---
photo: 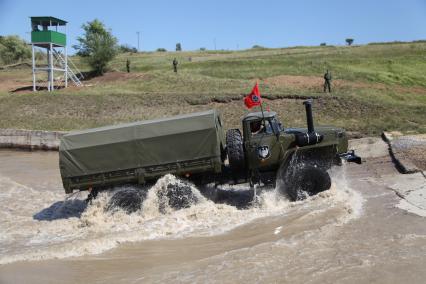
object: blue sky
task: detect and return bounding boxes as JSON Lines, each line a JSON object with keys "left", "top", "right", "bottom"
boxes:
{"left": 1, "top": 0, "right": 425, "bottom": 52}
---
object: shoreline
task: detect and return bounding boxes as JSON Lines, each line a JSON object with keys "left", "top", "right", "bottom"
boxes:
{"left": 0, "top": 129, "right": 66, "bottom": 151}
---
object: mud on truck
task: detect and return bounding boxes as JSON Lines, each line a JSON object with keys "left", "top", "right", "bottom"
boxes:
{"left": 59, "top": 100, "right": 360, "bottom": 211}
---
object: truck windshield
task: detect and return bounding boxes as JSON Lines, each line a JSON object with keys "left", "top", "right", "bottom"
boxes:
{"left": 249, "top": 117, "right": 283, "bottom": 137}
{"left": 250, "top": 119, "right": 274, "bottom": 136}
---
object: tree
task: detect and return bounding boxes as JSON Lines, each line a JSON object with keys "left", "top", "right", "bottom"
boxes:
{"left": 119, "top": 44, "right": 137, "bottom": 53}
{"left": 199, "top": 47, "right": 206, "bottom": 51}
{"left": 34, "top": 50, "right": 46, "bottom": 61}
{"left": 176, "top": 43, "right": 182, "bottom": 51}
{"left": 0, "top": 35, "right": 31, "bottom": 65}
{"left": 73, "top": 19, "right": 118, "bottom": 75}
{"left": 320, "top": 42, "right": 327, "bottom": 46}
{"left": 252, "top": 45, "right": 265, "bottom": 49}
{"left": 156, "top": 48, "right": 167, "bottom": 52}
{"left": 345, "top": 38, "right": 354, "bottom": 46}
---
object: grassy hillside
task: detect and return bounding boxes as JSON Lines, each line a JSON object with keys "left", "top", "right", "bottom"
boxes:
{"left": 0, "top": 42, "right": 425, "bottom": 136}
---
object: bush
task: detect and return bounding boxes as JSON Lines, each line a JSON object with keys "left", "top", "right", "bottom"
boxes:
{"left": 0, "top": 35, "right": 31, "bottom": 65}
{"left": 252, "top": 45, "right": 265, "bottom": 49}
{"left": 119, "top": 44, "right": 137, "bottom": 53}
{"left": 320, "top": 42, "right": 327, "bottom": 46}
{"left": 199, "top": 47, "right": 206, "bottom": 51}
{"left": 35, "top": 50, "right": 46, "bottom": 61}
{"left": 156, "top": 48, "right": 167, "bottom": 52}
{"left": 73, "top": 19, "right": 118, "bottom": 75}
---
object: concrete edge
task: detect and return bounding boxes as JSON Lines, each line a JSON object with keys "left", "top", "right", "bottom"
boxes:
{"left": 381, "top": 132, "right": 420, "bottom": 174}
{"left": 0, "top": 129, "right": 68, "bottom": 151}
{"left": 0, "top": 130, "right": 370, "bottom": 152}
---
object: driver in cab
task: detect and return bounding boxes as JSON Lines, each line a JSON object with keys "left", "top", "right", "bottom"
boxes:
{"left": 250, "top": 120, "right": 272, "bottom": 136}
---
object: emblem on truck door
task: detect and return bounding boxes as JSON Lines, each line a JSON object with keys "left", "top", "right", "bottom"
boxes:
{"left": 257, "top": 145, "right": 270, "bottom": 159}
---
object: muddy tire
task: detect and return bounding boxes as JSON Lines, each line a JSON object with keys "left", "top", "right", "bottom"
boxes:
{"left": 157, "top": 182, "right": 198, "bottom": 213}
{"left": 226, "top": 129, "right": 245, "bottom": 174}
{"left": 280, "top": 165, "right": 331, "bottom": 201}
{"left": 106, "top": 188, "right": 146, "bottom": 214}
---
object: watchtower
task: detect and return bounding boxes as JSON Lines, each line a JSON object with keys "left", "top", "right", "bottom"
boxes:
{"left": 30, "top": 16, "right": 83, "bottom": 91}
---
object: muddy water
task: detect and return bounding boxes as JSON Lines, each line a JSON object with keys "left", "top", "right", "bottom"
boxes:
{"left": 0, "top": 149, "right": 425, "bottom": 283}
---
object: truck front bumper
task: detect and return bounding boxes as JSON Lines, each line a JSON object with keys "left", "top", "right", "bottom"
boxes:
{"left": 338, "top": 150, "right": 362, "bottom": 164}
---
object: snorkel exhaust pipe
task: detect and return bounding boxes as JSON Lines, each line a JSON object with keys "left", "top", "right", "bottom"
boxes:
{"left": 295, "top": 100, "right": 324, "bottom": 146}
{"left": 303, "top": 100, "right": 315, "bottom": 133}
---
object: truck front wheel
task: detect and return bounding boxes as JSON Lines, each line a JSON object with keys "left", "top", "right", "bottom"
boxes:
{"left": 226, "top": 129, "right": 245, "bottom": 175}
{"left": 279, "top": 165, "right": 331, "bottom": 201}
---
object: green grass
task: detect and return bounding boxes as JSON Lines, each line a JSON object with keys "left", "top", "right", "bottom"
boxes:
{"left": 0, "top": 41, "right": 425, "bottom": 136}
{"left": 110, "top": 43, "right": 426, "bottom": 86}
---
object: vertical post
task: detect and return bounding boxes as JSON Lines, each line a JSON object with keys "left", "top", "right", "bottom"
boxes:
{"left": 50, "top": 43, "right": 54, "bottom": 91}
{"left": 64, "top": 46, "right": 68, "bottom": 88}
{"left": 32, "top": 44, "right": 36, "bottom": 91}
{"left": 47, "top": 46, "right": 50, "bottom": 91}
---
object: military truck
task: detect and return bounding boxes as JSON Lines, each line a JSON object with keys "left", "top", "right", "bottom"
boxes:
{"left": 59, "top": 100, "right": 360, "bottom": 202}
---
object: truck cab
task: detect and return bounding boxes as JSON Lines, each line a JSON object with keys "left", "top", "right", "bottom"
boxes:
{"left": 225, "top": 101, "right": 353, "bottom": 193}
{"left": 242, "top": 112, "right": 292, "bottom": 173}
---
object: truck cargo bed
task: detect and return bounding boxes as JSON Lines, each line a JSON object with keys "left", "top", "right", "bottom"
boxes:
{"left": 59, "top": 110, "right": 225, "bottom": 193}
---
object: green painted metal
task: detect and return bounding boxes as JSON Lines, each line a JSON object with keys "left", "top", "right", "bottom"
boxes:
{"left": 30, "top": 16, "right": 67, "bottom": 26}
{"left": 31, "top": 30, "right": 66, "bottom": 46}
{"left": 59, "top": 110, "right": 226, "bottom": 193}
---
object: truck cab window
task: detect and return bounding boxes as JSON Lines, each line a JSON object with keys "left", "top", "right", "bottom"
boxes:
{"left": 270, "top": 118, "right": 283, "bottom": 133}
{"left": 250, "top": 120, "right": 273, "bottom": 136}
{"left": 250, "top": 120, "right": 262, "bottom": 135}
{"left": 264, "top": 120, "right": 273, "bottom": 134}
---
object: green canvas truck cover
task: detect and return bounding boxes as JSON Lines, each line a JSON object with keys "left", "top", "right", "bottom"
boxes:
{"left": 59, "top": 110, "right": 225, "bottom": 191}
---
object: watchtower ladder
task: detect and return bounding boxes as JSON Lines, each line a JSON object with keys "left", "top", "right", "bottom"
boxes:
{"left": 52, "top": 49, "right": 83, "bottom": 86}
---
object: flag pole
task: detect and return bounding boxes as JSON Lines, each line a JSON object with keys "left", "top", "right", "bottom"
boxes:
{"left": 258, "top": 80, "right": 265, "bottom": 124}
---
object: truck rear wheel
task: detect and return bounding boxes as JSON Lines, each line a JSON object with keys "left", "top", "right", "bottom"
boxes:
{"left": 106, "top": 188, "right": 147, "bottom": 214}
{"left": 226, "top": 129, "right": 245, "bottom": 174}
{"left": 279, "top": 165, "right": 331, "bottom": 201}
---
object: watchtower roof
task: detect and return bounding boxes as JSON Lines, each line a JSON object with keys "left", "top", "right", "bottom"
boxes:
{"left": 30, "top": 16, "right": 67, "bottom": 26}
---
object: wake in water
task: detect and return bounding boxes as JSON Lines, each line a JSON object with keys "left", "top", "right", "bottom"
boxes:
{"left": 0, "top": 165, "right": 363, "bottom": 265}
{"left": 106, "top": 175, "right": 259, "bottom": 215}
{"left": 106, "top": 177, "right": 202, "bottom": 214}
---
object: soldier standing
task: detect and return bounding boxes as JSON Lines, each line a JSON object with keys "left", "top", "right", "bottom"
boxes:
{"left": 126, "top": 58, "right": 130, "bottom": 73}
{"left": 173, "top": 58, "right": 178, "bottom": 73}
{"left": 323, "top": 69, "right": 332, "bottom": 93}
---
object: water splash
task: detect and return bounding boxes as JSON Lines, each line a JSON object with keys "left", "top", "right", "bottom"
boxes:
{"left": 0, "top": 167, "right": 363, "bottom": 264}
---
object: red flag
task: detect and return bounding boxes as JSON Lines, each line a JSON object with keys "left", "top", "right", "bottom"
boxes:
{"left": 244, "top": 82, "right": 262, "bottom": 109}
